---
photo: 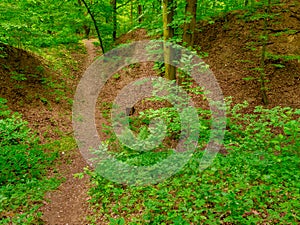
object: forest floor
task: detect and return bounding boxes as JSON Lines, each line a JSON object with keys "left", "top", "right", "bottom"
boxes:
{"left": 0, "top": 1, "right": 299, "bottom": 223}
{"left": 39, "top": 39, "right": 99, "bottom": 224}
{"left": 0, "top": 39, "right": 100, "bottom": 224}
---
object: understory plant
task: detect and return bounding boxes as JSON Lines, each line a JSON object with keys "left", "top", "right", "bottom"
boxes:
{"left": 86, "top": 99, "right": 299, "bottom": 224}
{"left": 0, "top": 98, "right": 60, "bottom": 224}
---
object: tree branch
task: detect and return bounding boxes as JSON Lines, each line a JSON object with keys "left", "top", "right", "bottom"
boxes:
{"left": 116, "top": 0, "right": 132, "bottom": 10}
{"left": 79, "top": 0, "right": 105, "bottom": 53}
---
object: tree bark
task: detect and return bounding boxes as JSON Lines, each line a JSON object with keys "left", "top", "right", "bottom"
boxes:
{"left": 162, "top": 0, "right": 176, "bottom": 80}
{"left": 111, "top": 0, "right": 117, "bottom": 41}
{"left": 259, "top": 0, "right": 271, "bottom": 105}
{"left": 180, "top": 0, "right": 197, "bottom": 84}
{"left": 182, "top": 0, "right": 197, "bottom": 47}
{"left": 138, "top": 4, "right": 143, "bottom": 23}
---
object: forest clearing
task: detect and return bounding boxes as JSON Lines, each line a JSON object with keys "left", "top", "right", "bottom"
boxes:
{"left": 0, "top": 0, "right": 299, "bottom": 224}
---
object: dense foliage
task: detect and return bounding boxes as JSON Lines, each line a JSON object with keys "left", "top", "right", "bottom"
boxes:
{"left": 86, "top": 101, "right": 300, "bottom": 224}
{"left": 0, "top": 98, "right": 59, "bottom": 224}
{"left": 0, "top": 0, "right": 83, "bottom": 49}
{"left": 0, "top": 0, "right": 282, "bottom": 49}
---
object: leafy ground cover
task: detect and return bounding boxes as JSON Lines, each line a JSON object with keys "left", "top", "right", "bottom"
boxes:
{"left": 0, "top": 98, "right": 60, "bottom": 224}
{"left": 86, "top": 100, "right": 299, "bottom": 224}
{"left": 0, "top": 40, "right": 88, "bottom": 224}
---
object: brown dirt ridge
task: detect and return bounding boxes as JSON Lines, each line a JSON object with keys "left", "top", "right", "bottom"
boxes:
{"left": 0, "top": 39, "right": 100, "bottom": 224}
{"left": 194, "top": 1, "right": 300, "bottom": 109}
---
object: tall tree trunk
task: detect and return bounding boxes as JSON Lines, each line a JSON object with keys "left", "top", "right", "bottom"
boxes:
{"left": 138, "top": 3, "right": 142, "bottom": 23}
{"left": 259, "top": 0, "right": 271, "bottom": 105}
{"left": 182, "top": 0, "right": 197, "bottom": 47}
{"left": 111, "top": 0, "right": 117, "bottom": 41}
{"left": 80, "top": 0, "right": 105, "bottom": 53}
{"left": 180, "top": 0, "right": 197, "bottom": 84}
{"left": 162, "top": 0, "right": 176, "bottom": 80}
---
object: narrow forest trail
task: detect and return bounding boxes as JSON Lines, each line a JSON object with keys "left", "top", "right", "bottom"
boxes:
{"left": 40, "top": 39, "right": 100, "bottom": 225}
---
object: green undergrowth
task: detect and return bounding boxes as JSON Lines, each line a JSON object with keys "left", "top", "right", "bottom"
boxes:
{"left": 0, "top": 98, "right": 61, "bottom": 225}
{"left": 36, "top": 43, "right": 85, "bottom": 105}
{"left": 86, "top": 101, "right": 299, "bottom": 224}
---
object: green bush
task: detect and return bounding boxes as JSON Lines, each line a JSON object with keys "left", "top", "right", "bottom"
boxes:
{"left": 0, "top": 144, "right": 51, "bottom": 186}
{"left": 0, "top": 97, "right": 35, "bottom": 146}
{"left": 0, "top": 114, "right": 34, "bottom": 147}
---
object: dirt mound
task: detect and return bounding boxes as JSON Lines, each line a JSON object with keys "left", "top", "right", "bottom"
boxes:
{"left": 0, "top": 44, "right": 49, "bottom": 106}
{"left": 0, "top": 44, "right": 79, "bottom": 141}
{"left": 116, "top": 29, "right": 150, "bottom": 44}
{"left": 194, "top": 1, "right": 300, "bottom": 108}
{"left": 0, "top": 40, "right": 100, "bottom": 223}
{"left": 114, "top": 3, "right": 299, "bottom": 110}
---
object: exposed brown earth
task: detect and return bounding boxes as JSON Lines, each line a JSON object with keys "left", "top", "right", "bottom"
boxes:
{"left": 39, "top": 39, "right": 100, "bottom": 225}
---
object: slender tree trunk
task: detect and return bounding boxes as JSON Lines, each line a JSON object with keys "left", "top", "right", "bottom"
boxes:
{"left": 180, "top": 0, "right": 197, "bottom": 84}
{"left": 138, "top": 3, "right": 143, "bottom": 23}
{"left": 163, "top": 0, "right": 176, "bottom": 80}
{"left": 80, "top": 0, "right": 105, "bottom": 53}
{"left": 182, "top": 0, "right": 197, "bottom": 47}
{"left": 259, "top": 0, "right": 271, "bottom": 105}
{"left": 111, "top": 0, "right": 117, "bottom": 41}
